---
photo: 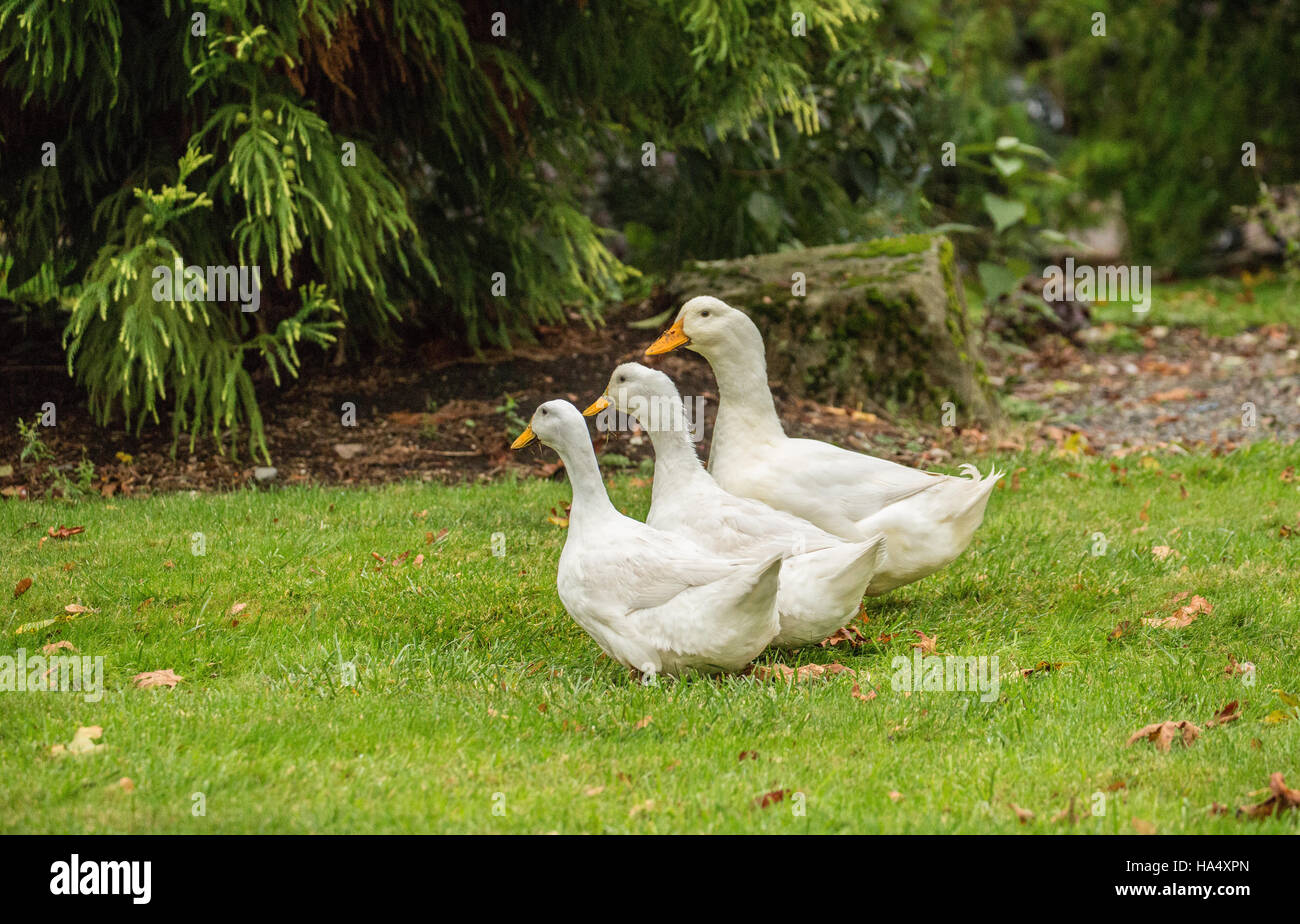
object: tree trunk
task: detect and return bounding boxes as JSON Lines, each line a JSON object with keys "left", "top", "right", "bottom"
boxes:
{"left": 667, "top": 234, "right": 997, "bottom": 423}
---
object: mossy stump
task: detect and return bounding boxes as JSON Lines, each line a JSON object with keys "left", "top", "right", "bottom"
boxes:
{"left": 668, "top": 233, "right": 996, "bottom": 422}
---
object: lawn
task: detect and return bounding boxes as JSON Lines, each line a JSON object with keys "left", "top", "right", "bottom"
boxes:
{"left": 2, "top": 442, "right": 1298, "bottom": 834}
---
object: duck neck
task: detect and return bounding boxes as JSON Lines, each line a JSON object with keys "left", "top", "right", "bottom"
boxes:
{"left": 704, "top": 334, "right": 785, "bottom": 454}
{"left": 641, "top": 398, "right": 711, "bottom": 504}
{"left": 553, "top": 436, "right": 616, "bottom": 528}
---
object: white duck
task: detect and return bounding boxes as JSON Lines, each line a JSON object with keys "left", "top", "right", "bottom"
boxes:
{"left": 583, "top": 363, "right": 886, "bottom": 647}
{"left": 645, "top": 296, "right": 1002, "bottom": 594}
{"left": 510, "top": 399, "right": 782, "bottom": 676}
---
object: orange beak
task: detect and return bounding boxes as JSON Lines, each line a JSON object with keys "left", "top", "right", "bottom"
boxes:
{"left": 582, "top": 396, "right": 611, "bottom": 417}
{"left": 645, "top": 319, "right": 689, "bottom": 356}
{"left": 510, "top": 426, "right": 537, "bottom": 449}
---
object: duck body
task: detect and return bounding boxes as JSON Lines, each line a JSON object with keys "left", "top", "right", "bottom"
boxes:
{"left": 514, "top": 400, "right": 782, "bottom": 677}
{"left": 590, "top": 364, "right": 886, "bottom": 646}
{"left": 649, "top": 296, "right": 1001, "bottom": 594}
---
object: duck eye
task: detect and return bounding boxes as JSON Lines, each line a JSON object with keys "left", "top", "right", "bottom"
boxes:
{"left": 541, "top": 408, "right": 548, "bottom": 415}
{"left": 701, "top": 310, "right": 710, "bottom": 317}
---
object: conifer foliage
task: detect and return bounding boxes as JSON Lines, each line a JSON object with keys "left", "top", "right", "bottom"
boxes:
{"left": 0, "top": 0, "right": 887, "bottom": 458}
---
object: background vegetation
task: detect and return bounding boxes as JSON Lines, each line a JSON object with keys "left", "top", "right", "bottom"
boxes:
{"left": 2, "top": 0, "right": 1297, "bottom": 456}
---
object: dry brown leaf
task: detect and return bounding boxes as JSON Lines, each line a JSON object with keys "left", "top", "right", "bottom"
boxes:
{"left": 1126, "top": 720, "right": 1201, "bottom": 751}
{"left": 633, "top": 715, "right": 653, "bottom": 730}
{"left": 117, "top": 777, "right": 135, "bottom": 793}
{"left": 1009, "top": 803, "right": 1035, "bottom": 824}
{"left": 229, "top": 602, "right": 248, "bottom": 617}
{"left": 820, "top": 623, "right": 870, "bottom": 649}
{"left": 1130, "top": 817, "right": 1157, "bottom": 835}
{"left": 751, "top": 662, "right": 856, "bottom": 683}
{"left": 14, "top": 577, "right": 32, "bottom": 598}
{"left": 1151, "top": 545, "right": 1178, "bottom": 561}
{"left": 412, "top": 553, "right": 425, "bottom": 568}
{"left": 1108, "top": 620, "right": 1131, "bottom": 641}
{"left": 133, "top": 669, "right": 183, "bottom": 690}
{"left": 912, "top": 630, "right": 937, "bottom": 654}
{"left": 887, "top": 790, "right": 904, "bottom": 803}
{"left": 1051, "top": 798, "right": 1080, "bottom": 825}
{"left": 1019, "top": 660, "right": 1063, "bottom": 678}
{"left": 1142, "top": 593, "right": 1211, "bottom": 629}
{"left": 850, "top": 682, "right": 877, "bottom": 702}
{"left": 755, "top": 789, "right": 790, "bottom": 809}
{"left": 1237, "top": 772, "right": 1300, "bottom": 819}
{"left": 63, "top": 603, "right": 94, "bottom": 614}
{"left": 41, "top": 641, "right": 77, "bottom": 655}
{"left": 1207, "top": 701, "right": 1241, "bottom": 727}
{"left": 738, "top": 750, "right": 758, "bottom": 761}
{"left": 47, "top": 525, "right": 85, "bottom": 539}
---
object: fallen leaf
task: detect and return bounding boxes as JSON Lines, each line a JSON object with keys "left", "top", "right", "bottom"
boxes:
{"left": 41, "top": 641, "right": 77, "bottom": 655}
{"left": 133, "top": 669, "right": 183, "bottom": 690}
{"left": 1142, "top": 593, "right": 1211, "bottom": 629}
{"left": 820, "top": 623, "right": 870, "bottom": 649}
{"left": 755, "top": 789, "right": 790, "bottom": 809}
{"left": 13, "top": 578, "right": 32, "bottom": 598}
{"left": 46, "top": 525, "right": 85, "bottom": 539}
{"left": 738, "top": 750, "right": 758, "bottom": 761}
{"left": 229, "top": 602, "right": 248, "bottom": 617}
{"left": 1009, "top": 803, "right": 1035, "bottom": 824}
{"left": 584, "top": 785, "right": 605, "bottom": 796}
{"left": 633, "top": 715, "right": 653, "bottom": 730}
{"left": 1224, "top": 653, "right": 1244, "bottom": 676}
{"left": 547, "top": 505, "right": 570, "bottom": 528}
{"left": 64, "top": 603, "right": 94, "bottom": 614}
{"left": 1051, "top": 798, "right": 1080, "bottom": 825}
{"left": 1207, "top": 701, "right": 1241, "bottom": 727}
{"left": 1237, "top": 772, "right": 1300, "bottom": 819}
{"left": 752, "top": 662, "right": 856, "bottom": 683}
{"left": 850, "top": 682, "right": 877, "bottom": 702}
{"left": 1126, "top": 720, "right": 1201, "bottom": 751}
{"left": 413, "top": 553, "right": 424, "bottom": 568}
{"left": 887, "top": 790, "right": 904, "bottom": 803}
{"left": 1151, "top": 545, "right": 1178, "bottom": 561}
{"left": 1019, "top": 660, "right": 1063, "bottom": 678}
{"left": 628, "top": 799, "right": 655, "bottom": 817}
{"left": 1108, "top": 621, "right": 1131, "bottom": 641}
{"left": 912, "top": 631, "right": 937, "bottom": 654}
{"left": 117, "top": 777, "right": 135, "bottom": 793}
{"left": 1130, "top": 817, "right": 1157, "bottom": 835}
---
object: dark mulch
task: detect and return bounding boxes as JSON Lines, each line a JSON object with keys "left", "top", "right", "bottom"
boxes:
{"left": 2, "top": 300, "right": 1295, "bottom": 499}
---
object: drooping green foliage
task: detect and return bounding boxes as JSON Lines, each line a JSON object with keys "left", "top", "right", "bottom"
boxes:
{"left": 4, "top": 0, "right": 888, "bottom": 456}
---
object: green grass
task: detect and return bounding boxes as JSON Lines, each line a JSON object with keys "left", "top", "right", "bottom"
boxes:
{"left": 1090, "top": 275, "right": 1300, "bottom": 335}
{"left": 2, "top": 443, "right": 1298, "bottom": 833}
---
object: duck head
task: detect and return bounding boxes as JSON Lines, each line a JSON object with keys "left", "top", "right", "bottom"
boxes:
{"left": 645, "top": 296, "right": 759, "bottom": 360}
{"left": 582, "top": 362, "right": 680, "bottom": 422}
{"left": 510, "top": 399, "right": 589, "bottom": 452}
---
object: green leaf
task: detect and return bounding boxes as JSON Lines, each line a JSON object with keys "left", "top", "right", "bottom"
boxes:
{"left": 977, "top": 261, "right": 1020, "bottom": 304}
{"left": 983, "top": 193, "right": 1027, "bottom": 233}
{"left": 991, "top": 154, "right": 1024, "bottom": 177}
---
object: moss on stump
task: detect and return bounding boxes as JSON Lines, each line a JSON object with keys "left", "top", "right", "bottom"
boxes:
{"left": 668, "top": 234, "right": 996, "bottom": 422}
